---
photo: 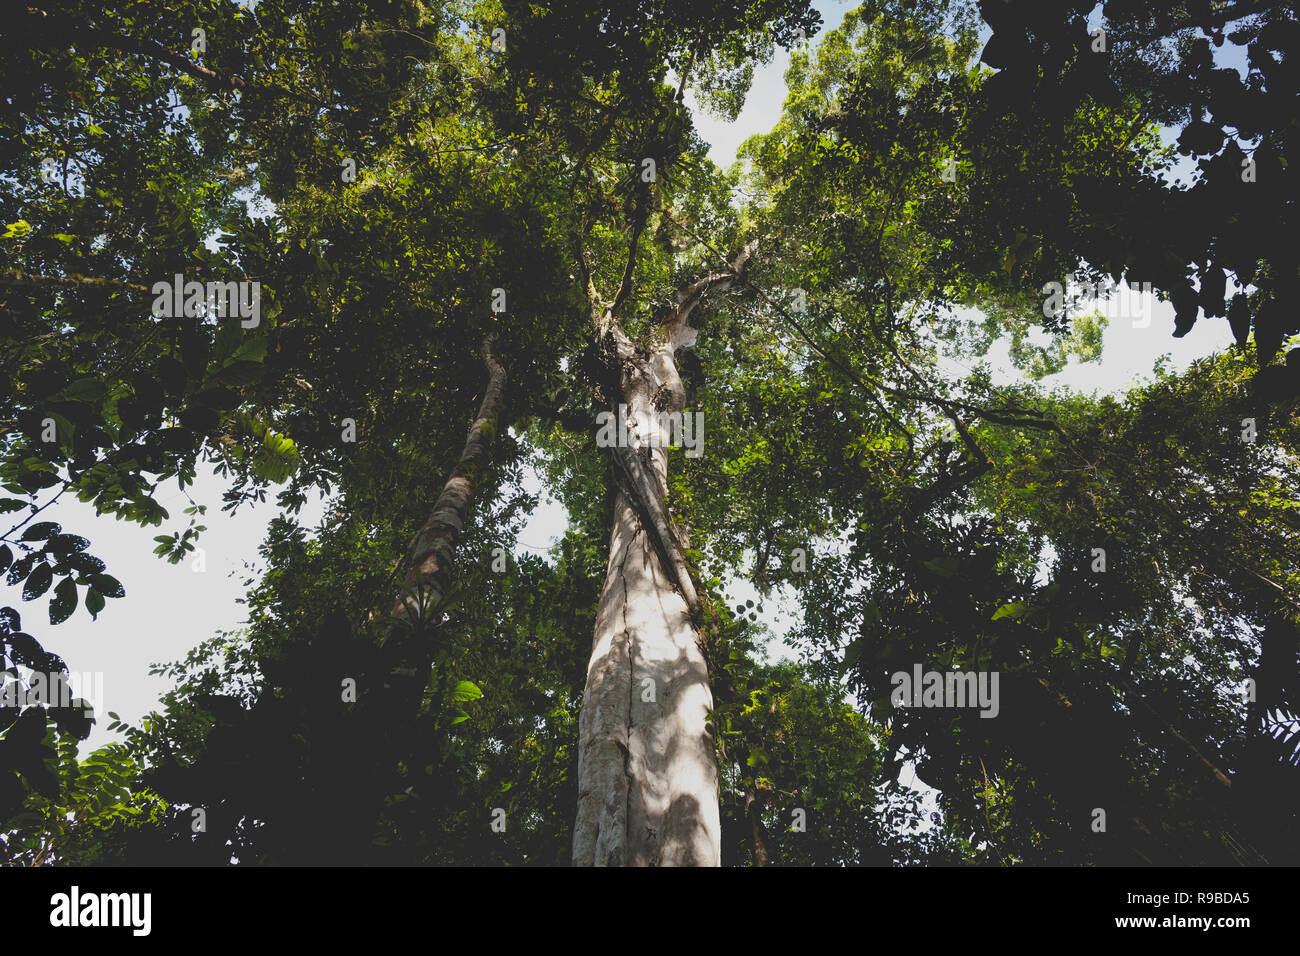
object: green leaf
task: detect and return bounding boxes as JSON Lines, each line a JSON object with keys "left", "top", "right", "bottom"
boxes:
{"left": 992, "top": 601, "right": 1028, "bottom": 621}
{"left": 448, "top": 680, "right": 482, "bottom": 703}
{"left": 54, "top": 379, "right": 108, "bottom": 403}
{"left": 67, "top": 552, "right": 105, "bottom": 575}
{"left": 21, "top": 521, "right": 60, "bottom": 541}
{"left": 22, "top": 563, "right": 53, "bottom": 601}
{"left": 47, "top": 534, "right": 89, "bottom": 556}
{"left": 229, "top": 338, "right": 267, "bottom": 364}
{"left": 87, "top": 573, "right": 124, "bottom": 599}
{"left": 49, "top": 577, "right": 77, "bottom": 625}
{"left": 84, "top": 588, "right": 105, "bottom": 620}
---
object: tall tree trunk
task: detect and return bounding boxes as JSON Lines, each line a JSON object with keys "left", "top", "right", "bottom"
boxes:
{"left": 378, "top": 333, "right": 507, "bottom": 729}
{"left": 573, "top": 244, "right": 754, "bottom": 867}
{"left": 327, "top": 333, "right": 505, "bottom": 862}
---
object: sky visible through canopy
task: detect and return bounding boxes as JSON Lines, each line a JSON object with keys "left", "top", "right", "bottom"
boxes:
{"left": 40, "top": 0, "right": 1241, "bottom": 768}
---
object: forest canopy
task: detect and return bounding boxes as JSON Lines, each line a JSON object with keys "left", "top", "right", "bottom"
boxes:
{"left": 0, "top": 0, "right": 1296, "bottom": 866}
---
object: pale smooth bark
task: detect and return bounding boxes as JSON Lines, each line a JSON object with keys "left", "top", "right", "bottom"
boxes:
{"left": 573, "top": 244, "right": 754, "bottom": 867}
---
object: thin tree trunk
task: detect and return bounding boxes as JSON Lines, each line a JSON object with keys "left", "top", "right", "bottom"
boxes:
{"left": 573, "top": 244, "right": 754, "bottom": 867}
{"left": 322, "top": 335, "right": 505, "bottom": 862}
{"left": 745, "top": 787, "right": 772, "bottom": 866}
{"left": 379, "top": 333, "right": 507, "bottom": 722}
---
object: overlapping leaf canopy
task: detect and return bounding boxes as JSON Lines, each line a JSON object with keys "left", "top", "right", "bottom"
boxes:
{"left": 0, "top": 0, "right": 1296, "bottom": 864}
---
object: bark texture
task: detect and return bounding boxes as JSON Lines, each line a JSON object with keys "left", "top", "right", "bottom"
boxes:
{"left": 330, "top": 334, "right": 505, "bottom": 861}
{"left": 573, "top": 244, "right": 754, "bottom": 867}
{"left": 745, "top": 787, "right": 772, "bottom": 866}
{"left": 379, "top": 334, "right": 507, "bottom": 715}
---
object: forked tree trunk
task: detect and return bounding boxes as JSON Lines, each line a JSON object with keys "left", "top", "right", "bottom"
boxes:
{"left": 572, "top": 356, "right": 719, "bottom": 866}
{"left": 573, "top": 245, "right": 754, "bottom": 867}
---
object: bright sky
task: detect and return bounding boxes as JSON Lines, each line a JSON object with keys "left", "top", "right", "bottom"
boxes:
{"left": 35, "top": 0, "right": 1240, "bottom": 758}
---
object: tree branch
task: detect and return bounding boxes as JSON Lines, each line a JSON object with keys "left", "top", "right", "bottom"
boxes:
{"left": 22, "top": 7, "right": 313, "bottom": 104}
{"left": 2, "top": 271, "right": 151, "bottom": 294}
